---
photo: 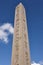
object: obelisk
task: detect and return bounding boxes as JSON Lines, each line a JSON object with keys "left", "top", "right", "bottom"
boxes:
{"left": 11, "top": 3, "right": 31, "bottom": 65}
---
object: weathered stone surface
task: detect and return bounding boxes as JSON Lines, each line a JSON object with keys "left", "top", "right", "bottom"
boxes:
{"left": 11, "top": 3, "right": 31, "bottom": 65}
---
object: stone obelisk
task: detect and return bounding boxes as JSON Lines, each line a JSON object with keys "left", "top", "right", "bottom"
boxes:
{"left": 11, "top": 3, "right": 31, "bottom": 65}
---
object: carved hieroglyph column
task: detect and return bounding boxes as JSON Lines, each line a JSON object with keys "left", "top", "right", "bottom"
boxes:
{"left": 11, "top": 3, "right": 31, "bottom": 65}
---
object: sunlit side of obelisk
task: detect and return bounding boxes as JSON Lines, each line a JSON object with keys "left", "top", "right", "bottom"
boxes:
{"left": 11, "top": 3, "right": 31, "bottom": 65}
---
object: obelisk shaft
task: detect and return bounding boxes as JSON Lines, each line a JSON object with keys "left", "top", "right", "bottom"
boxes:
{"left": 11, "top": 3, "right": 31, "bottom": 65}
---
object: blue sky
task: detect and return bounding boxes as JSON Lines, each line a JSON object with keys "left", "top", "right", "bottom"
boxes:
{"left": 0, "top": 0, "right": 43, "bottom": 65}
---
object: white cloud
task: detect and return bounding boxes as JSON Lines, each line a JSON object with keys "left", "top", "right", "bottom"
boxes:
{"left": 0, "top": 23, "right": 14, "bottom": 34}
{"left": 0, "top": 23, "right": 14, "bottom": 43}
{"left": 31, "top": 61, "right": 41, "bottom": 65}
{"left": 0, "top": 30, "right": 8, "bottom": 43}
